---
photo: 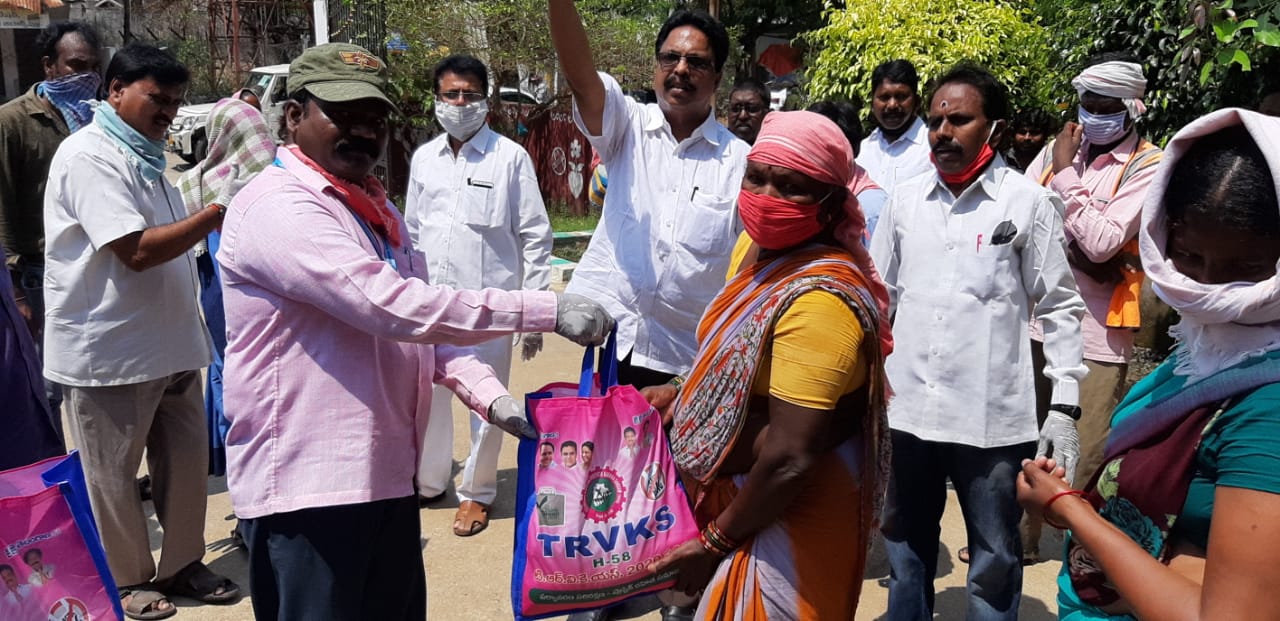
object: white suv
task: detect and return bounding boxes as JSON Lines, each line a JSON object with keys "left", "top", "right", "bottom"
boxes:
{"left": 167, "top": 64, "right": 290, "bottom": 163}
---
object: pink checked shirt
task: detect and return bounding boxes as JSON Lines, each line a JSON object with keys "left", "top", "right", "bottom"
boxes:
{"left": 1026, "top": 133, "right": 1160, "bottom": 364}
{"left": 218, "top": 147, "right": 558, "bottom": 519}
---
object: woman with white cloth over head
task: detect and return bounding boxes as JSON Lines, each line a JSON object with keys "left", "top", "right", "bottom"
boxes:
{"left": 1017, "top": 108, "right": 1280, "bottom": 621}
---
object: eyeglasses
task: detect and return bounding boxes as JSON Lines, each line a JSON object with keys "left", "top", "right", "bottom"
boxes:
{"left": 437, "top": 90, "right": 486, "bottom": 104}
{"left": 145, "top": 92, "right": 184, "bottom": 108}
{"left": 656, "top": 52, "right": 714, "bottom": 74}
{"left": 730, "top": 104, "right": 765, "bottom": 115}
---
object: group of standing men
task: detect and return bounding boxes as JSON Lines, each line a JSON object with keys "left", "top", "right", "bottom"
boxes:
{"left": 0, "top": 19, "right": 612, "bottom": 621}
{"left": 0, "top": 5, "right": 1195, "bottom": 621}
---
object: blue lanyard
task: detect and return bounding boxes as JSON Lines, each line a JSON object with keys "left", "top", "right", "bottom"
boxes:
{"left": 351, "top": 212, "right": 398, "bottom": 271}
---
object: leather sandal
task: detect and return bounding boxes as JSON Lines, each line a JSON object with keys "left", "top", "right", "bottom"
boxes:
{"left": 453, "top": 500, "right": 491, "bottom": 537}
{"left": 155, "top": 561, "right": 240, "bottom": 604}
{"left": 120, "top": 586, "right": 176, "bottom": 620}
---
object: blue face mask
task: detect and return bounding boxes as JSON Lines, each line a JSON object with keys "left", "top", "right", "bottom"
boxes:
{"left": 1077, "top": 106, "right": 1130, "bottom": 145}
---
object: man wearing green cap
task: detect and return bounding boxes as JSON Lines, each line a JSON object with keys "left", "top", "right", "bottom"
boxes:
{"left": 217, "top": 43, "right": 614, "bottom": 620}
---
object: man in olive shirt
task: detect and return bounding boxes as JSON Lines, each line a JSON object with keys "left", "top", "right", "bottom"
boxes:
{"left": 0, "top": 21, "right": 101, "bottom": 429}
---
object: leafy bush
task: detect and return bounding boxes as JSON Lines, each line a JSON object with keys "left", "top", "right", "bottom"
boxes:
{"left": 1035, "top": 0, "right": 1280, "bottom": 144}
{"left": 804, "top": 0, "right": 1055, "bottom": 113}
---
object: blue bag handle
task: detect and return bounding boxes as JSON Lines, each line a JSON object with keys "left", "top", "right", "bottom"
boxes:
{"left": 577, "top": 329, "right": 618, "bottom": 397}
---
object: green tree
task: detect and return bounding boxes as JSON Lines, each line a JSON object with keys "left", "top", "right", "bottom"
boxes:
{"left": 1034, "top": 0, "right": 1280, "bottom": 143}
{"left": 804, "top": 0, "right": 1054, "bottom": 114}
{"left": 380, "top": 0, "right": 671, "bottom": 128}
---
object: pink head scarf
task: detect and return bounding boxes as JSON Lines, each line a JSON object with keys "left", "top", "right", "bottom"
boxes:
{"left": 748, "top": 110, "right": 893, "bottom": 354}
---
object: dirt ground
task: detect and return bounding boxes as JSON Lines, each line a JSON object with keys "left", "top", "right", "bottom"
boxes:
{"left": 104, "top": 335, "right": 1064, "bottom": 621}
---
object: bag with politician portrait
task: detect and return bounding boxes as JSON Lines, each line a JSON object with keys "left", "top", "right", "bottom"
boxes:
{"left": 0, "top": 451, "right": 124, "bottom": 620}
{"left": 512, "top": 331, "right": 697, "bottom": 620}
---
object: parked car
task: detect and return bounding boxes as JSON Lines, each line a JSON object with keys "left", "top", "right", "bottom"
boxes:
{"left": 167, "top": 63, "right": 289, "bottom": 163}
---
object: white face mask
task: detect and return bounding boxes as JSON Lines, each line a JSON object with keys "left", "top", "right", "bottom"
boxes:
{"left": 1078, "top": 105, "right": 1130, "bottom": 144}
{"left": 435, "top": 99, "right": 488, "bottom": 140}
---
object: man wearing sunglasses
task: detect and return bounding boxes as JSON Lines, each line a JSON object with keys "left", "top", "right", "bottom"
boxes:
{"left": 548, "top": 2, "right": 748, "bottom": 396}
{"left": 216, "top": 43, "right": 611, "bottom": 620}
{"left": 405, "top": 54, "right": 554, "bottom": 539}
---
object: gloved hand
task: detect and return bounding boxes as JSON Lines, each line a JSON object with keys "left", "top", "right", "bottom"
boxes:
{"left": 1036, "top": 408, "right": 1080, "bottom": 487}
{"left": 554, "top": 293, "right": 614, "bottom": 346}
{"left": 518, "top": 333, "right": 543, "bottom": 361}
{"left": 487, "top": 395, "right": 536, "bottom": 439}
{"left": 211, "top": 164, "right": 246, "bottom": 213}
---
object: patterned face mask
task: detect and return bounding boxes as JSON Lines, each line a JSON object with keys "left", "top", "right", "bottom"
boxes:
{"left": 38, "top": 71, "right": 102, "bottom": 132}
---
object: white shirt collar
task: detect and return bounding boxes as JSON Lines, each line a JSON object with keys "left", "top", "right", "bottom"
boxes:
{"left": 643, "top": 104, "right": 724, "bottom": 147}
{"left": 873, "top": 116, "right": 928, "bottom": 147}
{"left": 435, "top": 124, "right": 497, "bottom": 158}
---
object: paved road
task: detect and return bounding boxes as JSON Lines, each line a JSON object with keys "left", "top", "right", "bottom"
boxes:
{"left": 138, "top": 155, "right": 1063, "bottom": 619}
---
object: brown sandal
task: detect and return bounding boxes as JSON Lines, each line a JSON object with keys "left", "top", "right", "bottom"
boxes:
{"left": 120, "top": 586, "right": 176, "bottom": 620}
{"left": 453, "top": 500, "right": 490, "bottom": 537}
{"left": 156, "top": 561, "right": 240, "bottom": 604}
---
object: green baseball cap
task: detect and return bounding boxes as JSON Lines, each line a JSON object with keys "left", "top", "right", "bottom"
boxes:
{"left": 287, "top": 42, "right": 399, "bottom": 112}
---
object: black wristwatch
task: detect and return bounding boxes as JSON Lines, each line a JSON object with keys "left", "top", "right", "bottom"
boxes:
{"left": 1049, "top": 404, "right": 1082, "bottom": 420}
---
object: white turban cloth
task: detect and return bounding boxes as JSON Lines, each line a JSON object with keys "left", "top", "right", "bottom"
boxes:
{"left": 1072, "top": 61, "right": 1148, "bottom": 120}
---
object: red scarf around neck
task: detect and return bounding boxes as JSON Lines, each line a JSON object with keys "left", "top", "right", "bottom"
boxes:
{"left": 285, "top": 144, "right": 401, "bottom": 248}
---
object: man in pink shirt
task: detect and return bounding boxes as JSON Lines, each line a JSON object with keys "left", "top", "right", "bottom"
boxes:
{"left": 216, "top": 43, "right": 611, "bottom": 621}
{"left": 1022, "top": 52, "right": 1162, "bottom": 564}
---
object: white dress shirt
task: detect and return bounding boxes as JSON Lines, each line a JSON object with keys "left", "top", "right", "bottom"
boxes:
{"left": 43, "top": 124, "right": 212, "bottom": 387}
{"left": 404, "top": 125, "right": 553, "bottom": 292}
{"left": 567, "top": 72, "right": 749, "bottom": 375}
{"left": 859, "top": 117, "right": 934, "bottom": 197}
{"left": 870, "top": 158, "right": 1087, "bottom": 448}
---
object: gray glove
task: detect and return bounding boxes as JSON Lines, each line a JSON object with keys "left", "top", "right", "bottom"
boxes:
{"left": 487, "top": 395, "right": 536, "bottom": 439}
{"left": 1036, "top": 409, "right": 1080, "bottom": 487}
{"left": 518, "top": 333, "right": 543, "bottom": 361}
{"left": 554, "top": 293, "right": 614, "bottom": 346}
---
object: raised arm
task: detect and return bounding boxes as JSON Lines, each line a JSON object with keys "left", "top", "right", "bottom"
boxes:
{"left": 548, "top": 0, "right": 605, "bottom": 135}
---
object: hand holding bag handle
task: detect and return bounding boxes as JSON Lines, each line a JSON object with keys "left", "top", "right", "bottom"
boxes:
{"left": 577, "top": 328, "right": 619, "bottom": 397}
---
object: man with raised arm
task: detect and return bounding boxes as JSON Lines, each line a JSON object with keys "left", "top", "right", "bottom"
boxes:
{"left": 548, "top": 1, "right": 749, "bottom": 393}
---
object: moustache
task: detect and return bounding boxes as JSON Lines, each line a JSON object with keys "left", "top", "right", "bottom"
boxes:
{"left": 932, "top": 142, "right": 961, "bottom": 156}
{"left": 335, "top": 139, "right": 380, "bottom": 159}
{"left": 664, "top": 76, "right": 695, "bottom": 92}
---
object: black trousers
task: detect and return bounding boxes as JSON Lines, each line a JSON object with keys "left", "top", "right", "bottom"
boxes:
{"left": 240, "top": 495, "right": 426, "bottom": 621}
{"left": 616, "top": 351, "right": 676, "bottom": 388}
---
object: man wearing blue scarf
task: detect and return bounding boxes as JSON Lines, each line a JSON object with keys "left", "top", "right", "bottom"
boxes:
{"left": 44, "top": 42, "right": 237, "bottom": 620}
{"left": 0, "top": 20, "right": 100, "bottom": 435}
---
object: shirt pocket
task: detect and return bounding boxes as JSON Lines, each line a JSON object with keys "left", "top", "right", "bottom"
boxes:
{"left": 676, "top": 191, "right": 736, "bottom": 256}
{"left": 461, "top": 182, "right": 508, "bottom": 229}
{"left": 961, "top": 242, "right": 1019, "bottom": 300}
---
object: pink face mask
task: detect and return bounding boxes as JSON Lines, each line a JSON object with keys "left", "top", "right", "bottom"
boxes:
{"left": 738, "top": 189, "right": 825, "bottom": 250}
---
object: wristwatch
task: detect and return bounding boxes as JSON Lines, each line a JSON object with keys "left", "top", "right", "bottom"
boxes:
{"left": 208, "top": 203, "right": 227, "bottom": 217}
{"left": 1049, "top": 404, "right": 1082, "bottom": 420}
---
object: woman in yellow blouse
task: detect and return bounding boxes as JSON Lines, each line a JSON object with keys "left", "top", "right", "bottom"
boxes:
{"left": 644, "top": 111, "right": 893, "bottom": 620}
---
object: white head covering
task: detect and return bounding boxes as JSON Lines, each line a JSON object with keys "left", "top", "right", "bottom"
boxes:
{"left": 1072, "top": 61, "right": 1149, "bottom": 120}
{"left": 1139, "top": 108, "right": 1280, "bottom": 382}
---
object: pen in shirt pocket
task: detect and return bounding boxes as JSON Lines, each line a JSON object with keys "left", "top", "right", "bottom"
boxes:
{"left": 467, "top": 177, "right": 494, "bottom": 189}
{"left": 689, "top": 186, "right": 699, "bottom": 201}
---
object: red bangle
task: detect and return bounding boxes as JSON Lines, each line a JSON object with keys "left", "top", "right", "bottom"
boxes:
{"left": 1043, "top": 489, "right": 1087, "bottom": 529}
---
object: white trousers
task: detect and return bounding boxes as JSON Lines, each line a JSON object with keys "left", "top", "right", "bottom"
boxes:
{"left": 416, "top": 336, "right": 512, "bottom": 505}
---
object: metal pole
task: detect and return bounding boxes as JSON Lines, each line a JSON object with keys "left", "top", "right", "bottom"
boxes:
{"left": 230, "top": 0, "right": 241, "bottom": 84}
{"left": 122, "top": 0, "right": 132, "bottom": 43}
{"left": 313, "top": 0, "right": 330, "bottom": 45}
